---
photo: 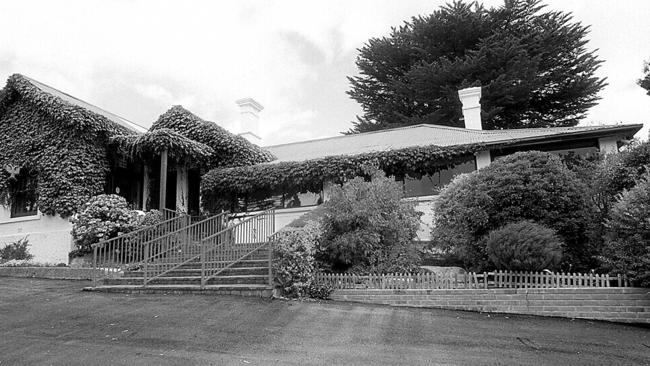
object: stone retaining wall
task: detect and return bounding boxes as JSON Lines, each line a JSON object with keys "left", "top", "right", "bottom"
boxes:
{"left": 331, "top": 288, "right": 650, "bottom": 324}
{"left": 0, "top": 267, "right": 96, "bottom": 280}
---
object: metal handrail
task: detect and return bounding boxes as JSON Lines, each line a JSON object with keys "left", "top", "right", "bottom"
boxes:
{"left": 91, "top": 211, "right": 187, "bottom": 287}
{"left": 142, "top": 212, "right": 229, "bottom": 286}
{"left": 200, "top": 208, "right": 275, "bottom": 287}
{"left": 91, "top": 214, "right": 184, "bottom": 250}
{"left": 92, "top": 208, "right": 278, "bottom": 289}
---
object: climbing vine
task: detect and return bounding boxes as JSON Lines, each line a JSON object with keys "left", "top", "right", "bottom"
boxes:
{"left": 110, "top": 128, "right": 215, "bottom": 166}
{"left": 150, "top": 105, "right": 275, "bottom": 169}
{"left": 200, "top": 142, "right": 495, "bottom": 209}
{"left": 0, "top": 74, "right": 126, "bottom": 217}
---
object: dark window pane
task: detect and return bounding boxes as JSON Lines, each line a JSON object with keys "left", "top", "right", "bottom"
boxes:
{"left": 403, "top": 160, "right": 476, "bottom": 197}
{"left": 10, "top": 169, "right": 38, "bottom": 218}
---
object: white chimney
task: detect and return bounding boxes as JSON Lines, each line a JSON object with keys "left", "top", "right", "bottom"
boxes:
{"left": 236, "top": 98, "right": 264, "bottom": 144}
{"left": 458, "top": 87, "right": 482, "bottom": 130}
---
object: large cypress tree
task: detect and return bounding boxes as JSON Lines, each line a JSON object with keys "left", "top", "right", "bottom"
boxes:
{"left": 639, "top": 60, "right": 650, "bottom": 95}
{"left": 347, "top": 0, "right": 606, "bottom": 133}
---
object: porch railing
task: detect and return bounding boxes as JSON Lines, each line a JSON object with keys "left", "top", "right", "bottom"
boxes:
{"left": 91, "top": 211, "right": 187, "bottom": 287}
{"left": 142, "top": 212, "right": 229, "bottom": 286}
{"left": 200, "top": 208, "right": 275, "bottom": 287}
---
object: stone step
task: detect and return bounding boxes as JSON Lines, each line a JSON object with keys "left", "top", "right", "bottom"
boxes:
{"left": 142, "top": 258, "right": 269, "bottom": 270}
{"left": 83, "top": 284, "right": 273, "bottom": 298}
{"left": 104, "top": 274, "right": 269, "bottom": 286}
{"left": 122, "top": 266, "right": 268, "bottom": 278}
{"left": 144, "top": 249, "right": 270, "bottom": 263}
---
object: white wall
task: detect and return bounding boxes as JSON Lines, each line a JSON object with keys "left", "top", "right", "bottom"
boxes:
{"left": 598, "top": 137, "right": 619, "bottom": 154}
{"left": 273, "top": 197, "right": 436, "bottom": 242}
{"left": 408, "top": 195, "right": 437, "bottom": 242}
{"left": 0, "top": 206, "right": 73, "bottom": 264}
{"left": 275, "top": 206, "right": 318, "bottom": 230}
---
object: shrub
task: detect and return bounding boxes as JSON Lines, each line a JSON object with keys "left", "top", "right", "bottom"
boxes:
{"left": 272, "top": 221, "right": 323, "bottom": 298}
{"left": 0, "top": 236, "right": 33, "bottom": 262}
{"left": 306, "top": 283, "right": 333, "bottom": 300}
{"left": 134, "top": 209, "right": 164, "bottom": 229}
{"left": 432, "top": 151, "right": 591, "bottom": 271}
{"left": 601, "top": 140, "right": 650, "bottom": 195}
{"left": 71, "top": 194, "right": 139, "bottom": 253}
{"left": 486, "top": 221, "right": 563, "bottom": 271}
{"left": 601, "top": 173, "right": 650, "bottom": 287}
{"left": 318, "top": 169, "right": 421, "bottom": 273}
{"left": 560, "top": 142, "right": 650, "bottom": 272}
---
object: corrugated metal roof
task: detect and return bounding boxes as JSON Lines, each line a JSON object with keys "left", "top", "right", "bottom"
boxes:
{"left": 266, "top": 124, "right": 643, "bottom": 162}
{"left": 23, "top": 76, "right": 147, "bottom": 134}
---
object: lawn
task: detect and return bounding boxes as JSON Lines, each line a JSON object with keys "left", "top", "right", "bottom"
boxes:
{"left": 0, "top": 277, "right": 647, "bottom": 366}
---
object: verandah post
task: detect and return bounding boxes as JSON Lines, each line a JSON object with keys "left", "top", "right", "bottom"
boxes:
{"left": 143, "top": 243, "right": 149, "bottom": 288}
{"left": 201, "top": 238, "right": 206, "bottom": 289}
{"left": 159, "top": 149, "right": 168, "bottom": 210}
{"left": 92, "top": 245, "right": 98, "bottom": 288}
{"left": 268, "top": 238, "right": 273, "bottom": 287}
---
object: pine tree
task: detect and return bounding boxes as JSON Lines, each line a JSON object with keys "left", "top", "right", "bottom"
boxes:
{"left": 347, "top": 0, "right": 606, "bottom": 133}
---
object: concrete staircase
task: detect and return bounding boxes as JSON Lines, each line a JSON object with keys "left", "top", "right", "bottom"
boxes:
{"left": 85, "top": 245, "right": 274, "bottom": 297}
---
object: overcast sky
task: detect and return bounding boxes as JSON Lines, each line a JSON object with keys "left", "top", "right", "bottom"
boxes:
{"left": 1, "top": 0, "right": 649, "bottom": 146}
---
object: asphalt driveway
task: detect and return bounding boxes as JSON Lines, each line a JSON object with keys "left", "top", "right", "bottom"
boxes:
{"left": 0, "top": 277, "right": 647, "bottom": 365}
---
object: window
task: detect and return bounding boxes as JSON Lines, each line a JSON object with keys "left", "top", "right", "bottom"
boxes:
{"left": 10, "top": 169, "right": 38, "bottom": 218}
{"left": 398, "top": 160, "right": 476, "bottom": 197}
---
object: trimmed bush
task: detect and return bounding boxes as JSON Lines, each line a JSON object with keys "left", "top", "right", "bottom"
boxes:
{"left": 601, "top": 173, "right": 650, "bottom": 287}
{"left": 318, "top": 169, "right": 421, "bottom": 273}
{"left": 0, "top": 236, "right": 32, "bottom": 262}
{"left": 486, "top": 221, "right": 563, "bottom": 271}
{"left": 432, "top": 151, "right": 591, "bottom": 271}
{"left": 272, "top": 221, "right": 323, "bottom": 298}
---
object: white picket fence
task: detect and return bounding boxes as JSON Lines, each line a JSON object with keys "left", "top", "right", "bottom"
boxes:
{"left": 314, "top": 270, "right": 630, "bottom": 290}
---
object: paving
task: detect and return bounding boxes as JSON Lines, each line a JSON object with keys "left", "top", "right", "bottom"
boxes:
{"left": 0, "top": 277, "right": 648, "bottom": 366}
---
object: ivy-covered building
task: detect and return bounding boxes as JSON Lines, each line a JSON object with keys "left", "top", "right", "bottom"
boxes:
{"left": 0, "top": 74, "right": 272, "bottom": 263}
{"left": 0, "top": 76, "right": 643, "bottom": 263}
{"left": 202, "top": 88, "right": 643, "bottom": 236}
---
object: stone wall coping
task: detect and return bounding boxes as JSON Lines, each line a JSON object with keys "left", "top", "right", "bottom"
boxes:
{"left": 0, "top": 266, "right": 97, "bottom": 280}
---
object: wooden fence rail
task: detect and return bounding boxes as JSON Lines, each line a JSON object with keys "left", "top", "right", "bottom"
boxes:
{"left": 314, "top": 270, "right": 630, "bottom": 290}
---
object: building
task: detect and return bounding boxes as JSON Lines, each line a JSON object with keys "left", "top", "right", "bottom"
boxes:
{"left": 0, "top": 76, "right": 643, "bottom": 263}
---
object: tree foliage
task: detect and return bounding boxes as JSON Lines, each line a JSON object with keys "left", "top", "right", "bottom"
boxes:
{"left": 431, "top": 151, "right": 592, "bottom": 271}
{"left": 486, "top": 220, "right": 563, "bottom": 271}
{"left": 639, "top": 60, "right": 650, "bottom": 95}
{"left": 348, "top": 0, "right": 605, "bottom": 132}
{"left": 601, "top": 173, "right": 650, "bottom": 287}
{"left": 317, "top": 170, "right": 421, "bottom": 273}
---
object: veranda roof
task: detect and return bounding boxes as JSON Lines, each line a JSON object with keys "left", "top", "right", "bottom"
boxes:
{"left": 266, "top": 123, "right": 643, "bottom": 162}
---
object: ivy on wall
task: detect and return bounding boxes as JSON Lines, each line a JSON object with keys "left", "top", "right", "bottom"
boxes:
{"left": 110, "top": 128, "right": 215, "bottom": 166}
{"left": 0, "top": 74, "right": 131, "bottom": 137}
{"left": 200, "top": 142, "right": 495, "bottom": 209}
{"left": 0, "top": 74, "right": 128, "bottom": 217}
{"left": 150, "top": 106, "right": 275, "bottom": 169}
